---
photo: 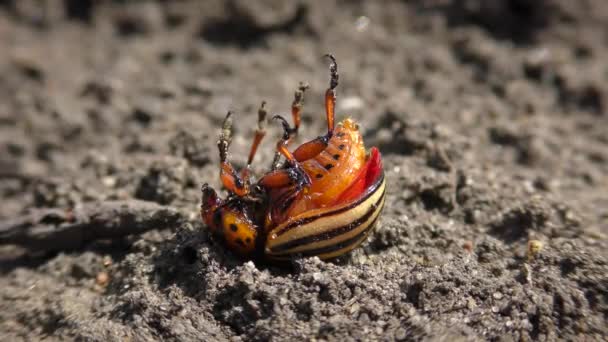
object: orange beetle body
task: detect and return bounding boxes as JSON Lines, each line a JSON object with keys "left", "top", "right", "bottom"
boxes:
{"left": 201, "top": 56, "right": 385, "bottom": 261}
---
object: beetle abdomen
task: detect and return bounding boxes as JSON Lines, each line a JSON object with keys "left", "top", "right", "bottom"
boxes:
{"left": 265, "top": 173, "right": 385, "bottom": 260}
{"left": 301, "top": 118, "right": 366, "bottom": 207}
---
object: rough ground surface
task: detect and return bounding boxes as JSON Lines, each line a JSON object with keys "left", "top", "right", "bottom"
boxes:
{"left": 1, "top": 1, "right": 607, "bottom": 341}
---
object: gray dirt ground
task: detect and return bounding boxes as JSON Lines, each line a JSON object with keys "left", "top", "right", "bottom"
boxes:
{"left": 0, "top": 1, "right": 607, "bottom": 341}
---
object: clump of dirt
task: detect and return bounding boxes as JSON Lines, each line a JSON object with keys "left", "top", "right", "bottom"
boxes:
{"left": 1, "top": 0, "right": 607, "bottom": 340}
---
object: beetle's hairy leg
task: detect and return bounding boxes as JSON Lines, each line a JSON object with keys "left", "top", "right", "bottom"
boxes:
{"left": 259, "top": 168, "right": 310, "bottom": 225}
{"left": 246, "top": 101, "right": 268, "bottom": 167}
{"left": 324, "top": 54, "right": 338, "bottom": 134}
{"left": 271, "top": 115, "right": 298, "bottom": 164}
{"left": 259, "top": 167, "right": 309, "bottom": 225}
{"left": 270, "top": 82, "right": 309, "bottom": 170}
{"left": 270, "top": 151, "right": 283, "bottom": 170}
{"left": 270, "top": 185, "right": 305, "bottom": 224}
{"left": 218, "top": 111, "right": 249, "bottom": 197}
{"left": 258, "top": 166, "right": 310, "bottom": 187}
{"left": 292, "top": 135, "right": 331, "bottom": 162}
{"left": 258, "top": 169, "right": 292, "bottom": 188}
{"left": 240, "top": 101, "right": 268, "bottom": 185}
{"left": 291, "top": 55, "right": 339, "bottom": 163}
{"left": 273, "top": 82, "right": 309, "bottom": 146}
{"left": 291, "top": 82, "right": 309, "bottom": 137}
{"left": 261, "top": 115, "right": 312, "bottom": 190}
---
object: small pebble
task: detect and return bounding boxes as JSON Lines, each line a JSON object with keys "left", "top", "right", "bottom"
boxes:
{"left": 527, "top": 240, "right": 543, "bottom": 260}
{"left": 355, "top": 16, "right": 370, "bottom": 32}
{"left": 103, "top": 255, "right": 113, "bottom": 267}
{"left": 102, "top": 176, "right": 116, "bottom": 187}
{"left": 358, "top": 312, "right": 370, "bottom": 323}
{"left": 394, "top": 327, "right": 407, "bottom": 340}
{"left": 96, "top": 271, "right": 110, "bottom": 287}
{"left": 463, "top": 240, "right": 474, "bottom": 253}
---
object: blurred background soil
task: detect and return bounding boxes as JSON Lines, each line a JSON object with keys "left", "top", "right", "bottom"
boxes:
{"left": 0, "top": 0, "right": 607, "bottom": 341}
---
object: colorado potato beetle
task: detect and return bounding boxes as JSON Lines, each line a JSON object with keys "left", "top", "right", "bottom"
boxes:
{"left": 201, "top": 55, "right": 385, "bottom": 262}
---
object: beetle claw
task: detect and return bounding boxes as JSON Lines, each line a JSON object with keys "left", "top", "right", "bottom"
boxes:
{"left": 272, "top": 115, "right": 293, "bottom": 140}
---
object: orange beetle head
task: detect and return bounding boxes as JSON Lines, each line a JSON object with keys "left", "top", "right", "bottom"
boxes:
{"left": 201, "top": 184, "right": 259, "bottom": 255}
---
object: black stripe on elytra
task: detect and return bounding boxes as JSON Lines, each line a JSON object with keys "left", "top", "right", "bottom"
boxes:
{"left": 268, "top": 187, "right": 385, "bottom": 254}
{"left": 274, "top": 173, "right": 385, "bottom": 237}
{"left": 297, "top": 204, "right": 383, "bottom": 257}
{"left": 267, "top": 210, "right": 384, "bottom": 262}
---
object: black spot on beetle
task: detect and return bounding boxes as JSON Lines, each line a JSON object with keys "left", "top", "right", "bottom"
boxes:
{"left": 337, "top": 132, "right": 345, "bottom": 137}
{"left": 316, "top": 173, "right": 323, "bottom": 179}
{"left": 245, "top": 237, "right": 252, "bottom": 244}
{"left": 325, "top": 163, "right": 334, "bottom": 170}
{"left": 235, "top": 238, "right": 246, "bottom": 247}
{"left": 338, "top": 144, "right": 345, "bottom": 150}
{"left": 229, "top": 223, "right": 238, "bottom": 232}
{"left": 333, "top": 154, "right": 340, "bottom": 160}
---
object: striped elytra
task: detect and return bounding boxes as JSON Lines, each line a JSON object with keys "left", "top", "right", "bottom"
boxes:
{"left": 200, "top": 55, "right": 386, "bottom": 263}
{"left": 265, "top": 172, "right": 385, "bottom": 261}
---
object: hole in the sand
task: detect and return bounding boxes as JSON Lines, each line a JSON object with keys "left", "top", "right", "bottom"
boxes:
{"left": 181, "top": 246, "right": 198, "bottom": 264}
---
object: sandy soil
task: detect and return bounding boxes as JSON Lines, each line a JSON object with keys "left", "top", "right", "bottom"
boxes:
{"left": 1, "top": 1, "right": 607, "bottom": 341}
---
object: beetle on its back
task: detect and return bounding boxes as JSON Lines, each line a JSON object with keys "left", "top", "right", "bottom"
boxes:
{"left": 201, "top": 55, "right": 385, "bottom": 262}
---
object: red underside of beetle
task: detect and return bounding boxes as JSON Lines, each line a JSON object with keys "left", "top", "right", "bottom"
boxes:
{"left": 335, "top": 147, "right": 383, "bottom": 204}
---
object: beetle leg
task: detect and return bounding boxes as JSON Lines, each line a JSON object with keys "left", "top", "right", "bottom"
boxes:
{"left": 259, "top": 159, "right": 310, "bottom": 224}
{"left": 270, "top": 82, "right": 309, "bottom": 170}
{"left": 271, "top": 115, "right": 298, "bottom": 164}
{"left": 292, "top": 134, "right": 331, "bottom": 162}
{"left": 258, "top": 167, "right": 309, "bottom": 189}
{"left": 218, "top": 102, "right": 271, "bottom": 197}
{"left": 291, "top": 55, "right": 339, "bottom": 162}
{"left": 324, "top": 54, "right": 338, "bottom": 134}
{"left": 238, "top": 101, "right": 269, "bottom": 185}
{"left": 218, "top": 111, "right": 250, "bottom": 197}
{"left": 269, "top": 185, "right": 306, "bottom": 224}
{"left": 246, "top": 101, "right": 268, "bottom": 167}
{"left": 258, "top": 169, "right": 292, "bottom": 188}
{"left": 291, "top": 82, "right": 309, "bottom": 136}
{"left": 260, "top": 115, "right": 311, "bottom": 190}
